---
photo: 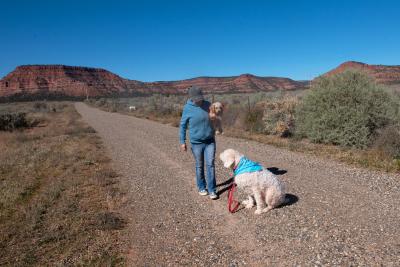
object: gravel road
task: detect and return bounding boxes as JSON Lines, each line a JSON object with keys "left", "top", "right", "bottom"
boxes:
{"left": 75, "top": 102, "right": 400, "bottom": 266}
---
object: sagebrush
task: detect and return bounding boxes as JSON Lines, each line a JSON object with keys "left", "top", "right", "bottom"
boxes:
{"left": 296, "top": 70, "right": 399, "bottom": 148}
{"left": 262, "top": 96, "right": 298, "bottom": 137}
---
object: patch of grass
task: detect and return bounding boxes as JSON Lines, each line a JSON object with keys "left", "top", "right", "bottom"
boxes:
{"left": 18, "top": 179, "right": 41, "bottom": 202}
{"left": 0, "top": 112, "right": 29, "bottom": 131}
{"left": 0, "top": 101, "right": 126, "bottom": 266}
{"left": 96, "top": 212, "right": 126, "bottom": 231}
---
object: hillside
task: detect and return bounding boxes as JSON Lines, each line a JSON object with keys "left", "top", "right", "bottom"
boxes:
{"left": 0, "top": 65, "right": 136, "bottom": 99}
{"left": 325, "top": 61, "right": 400, "bottom": 86}
{"left": 0, "top": 65, "right": 308, "bottom": 100}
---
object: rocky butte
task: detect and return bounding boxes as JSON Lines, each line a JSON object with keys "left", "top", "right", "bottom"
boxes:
{"left": 0, "top": 65, "right": 134, "bottom": 99}
{"left": 0, "top": 65, "right": 308, "bottom": 100}
{"left": 325, "top": 61, "right": 400, "bottom": 86}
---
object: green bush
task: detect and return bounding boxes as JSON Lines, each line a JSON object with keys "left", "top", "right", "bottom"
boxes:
{"left": 33, "top": 102, "right": 48, "bottom": 111}
{"left": 96, "top": 98, "right": 107, "bottom": 107}
{"left": 296, "top": 70, "right": 399, "bottom": 148}
{"left": 0, "top": 112, "right": 29, "bottom": 131}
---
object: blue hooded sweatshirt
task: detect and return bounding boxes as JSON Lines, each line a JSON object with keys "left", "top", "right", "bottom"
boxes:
{"left": 179, "top": 99, "right": 215, "bottom": 144}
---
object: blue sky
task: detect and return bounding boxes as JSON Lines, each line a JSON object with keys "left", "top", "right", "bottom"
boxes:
{"left": 1, "top": 0, "right": 399, "bottom": 81}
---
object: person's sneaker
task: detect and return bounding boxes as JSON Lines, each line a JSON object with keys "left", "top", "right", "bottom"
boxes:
{"left": 198, "top": 190, "right": 208, "bottom": 196}
{"left": 209, "top": 192, "right": 218, "bottom": 200}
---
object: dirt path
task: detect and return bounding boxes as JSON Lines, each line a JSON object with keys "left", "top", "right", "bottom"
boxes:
{"left": 75, "top": 102, "right": 400, "bottom": 266}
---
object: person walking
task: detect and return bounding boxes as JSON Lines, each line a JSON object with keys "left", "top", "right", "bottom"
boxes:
{"left": 179, "top": 86, "right": 218, "bottom": 200}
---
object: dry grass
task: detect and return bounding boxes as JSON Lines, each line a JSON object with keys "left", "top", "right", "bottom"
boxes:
{"left": 0, "top": 102, "right": 126, "bottom": 266}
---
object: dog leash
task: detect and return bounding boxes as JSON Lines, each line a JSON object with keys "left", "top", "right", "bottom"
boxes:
{"left": 227, "top": 182, "right": 240, "bottom": 213}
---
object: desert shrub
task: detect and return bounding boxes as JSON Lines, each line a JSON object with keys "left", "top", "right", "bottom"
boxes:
{"left": 262, "top": 95, "right": 298, "bottom": 137}
{"left": 33, "top": 102, "right": 48, "bottom": 111}
{"left": 374, "top": 125, "right": 400, "bottom": 159}
{"left": 296, "top": 70, "right": 400, "bottom": 148}
{"left": 244, "top": 107, "right": 264, "bottom": 133}
{"left": 0, "top": 112, "right": 29, "bottom": 131}
{"left": 249, "top": 92, "right": 268, "bottom": 104}
{"left": 222, "top": 98, "right": 286, "bottom": 134}
{"left": 222, "top": 105, "right": 245, "bottom": 128}
{"left": 143, "top": 95, "right": 158, "bottom": 112}
{"left": 106, "top": 101, "right": 126, "bottom": 113}
{"left": 53, "top": 102, "right": 69, "bottom": 111}
{"left": 159, "top": 105, "right": 182, "bottom": 117}
{"left": 232, "top": 97, "right": 241, "bottom": 105}
{"left": 95, "top": 98, "right": 107, "bottom": 107}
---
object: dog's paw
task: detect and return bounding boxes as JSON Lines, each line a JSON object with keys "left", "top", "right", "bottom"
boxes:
{"left": 255, "top": 207, "right": 271, "bottom": 215}
{"left": 254, "top": 209, "right": 263, "bottom": 215}
{"left": 242, "top": 200, "right": 254, "bottom": 209}
{"left": 262, "top": 207, "right": 272, "bottom": 213}
{"left": 245, "top": 204, "right": 254, "bottom": 209}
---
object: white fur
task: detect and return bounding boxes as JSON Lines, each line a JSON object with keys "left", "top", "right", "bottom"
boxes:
{"left": 129, "top": 106, "right": 136, "bottom": 111}
{"left": 209, "top": 102, "right": 224, "bottom": 135}
{"left": 219, "top": 149, "right": 286, "bottom": 215}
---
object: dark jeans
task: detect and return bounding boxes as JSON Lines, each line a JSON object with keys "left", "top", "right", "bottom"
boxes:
{"left": 191, "top": 141, "right": 216, "bottom": 194}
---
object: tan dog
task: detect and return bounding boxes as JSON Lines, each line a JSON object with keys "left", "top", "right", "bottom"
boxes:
{"left": 209, "top": 102, "right": 224, "bottom": 134}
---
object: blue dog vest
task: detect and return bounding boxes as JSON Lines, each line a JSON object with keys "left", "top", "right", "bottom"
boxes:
{"left": 233, "top": 157, "right": 263, "bottom": 176}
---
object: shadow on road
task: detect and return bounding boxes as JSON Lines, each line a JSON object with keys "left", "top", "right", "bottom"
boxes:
{"left": 216, "top": 176, "right": 234, "bottom": 196}
{"left": 267, "top": 167, "right": 287, "bottom": 175}
{"left": 216, "top": 177, "right": 234, "bottom": 188}
{"left": 280, "top": 193, "right": 299, "bottom": 208}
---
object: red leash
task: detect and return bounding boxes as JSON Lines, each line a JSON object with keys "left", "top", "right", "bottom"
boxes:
{"left": 227, "top": 182, "right": 240, "bottom": 213}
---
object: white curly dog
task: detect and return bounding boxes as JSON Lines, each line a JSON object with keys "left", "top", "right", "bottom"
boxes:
{"left": 219, "top": 149, "right": 287, "bottom": 214}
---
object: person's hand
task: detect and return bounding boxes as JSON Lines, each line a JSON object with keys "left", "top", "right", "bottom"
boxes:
{"left": 180, "top": 144, "right": 187, "bottom": 152}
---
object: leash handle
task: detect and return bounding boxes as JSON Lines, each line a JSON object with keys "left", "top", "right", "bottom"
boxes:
{"left": 227, "top": 183, "right": 240, "bottom": 213}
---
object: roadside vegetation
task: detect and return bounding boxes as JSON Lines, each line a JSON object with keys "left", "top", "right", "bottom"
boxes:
{"left": 86, "top": 70, "right": 400, "bottom": 172}
{"left": 0, "top": 102, "right": 126, "bottom": 266}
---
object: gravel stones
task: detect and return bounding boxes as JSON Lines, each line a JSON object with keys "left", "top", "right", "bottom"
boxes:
{"left": 76, "top": 102, "right": 400, "bottom": 266}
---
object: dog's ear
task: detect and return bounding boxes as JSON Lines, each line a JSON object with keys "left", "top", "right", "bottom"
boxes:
{"left": 210, "top": 103, "right": 216, "bottom": 114}
{"left": 220, "top": 102, "right": 227, "bottom": 111}
{"left": 224, "top": 159, "right": 235, "bottom": 168}
{"left": 234, "top": 151, "right": 242, "bottom": 166}
{"left": 219, "top": 103, "right": 224, "bottom": 114}
{"left": 220, "top": 150, "right": 235, "bottom": 168}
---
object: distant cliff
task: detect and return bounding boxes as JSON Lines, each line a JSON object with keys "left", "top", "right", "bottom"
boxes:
{"left": 0, "top": 65, "right": 308, "bottom": 100}
{"left": 0, "top": 65, "right": 132, "bottom": 99}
